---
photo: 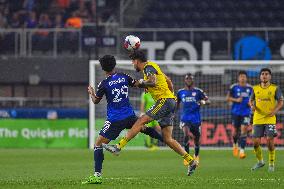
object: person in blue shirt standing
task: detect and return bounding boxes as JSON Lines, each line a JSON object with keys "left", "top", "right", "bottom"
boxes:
{"left": 226, "top": 71, "right": 252, "bottom": 159}
{"left": 82, "top": 55, "right": 163, "bottom": 184}
{"left": 177, "top": 73, "right": 210, "bottom": 166}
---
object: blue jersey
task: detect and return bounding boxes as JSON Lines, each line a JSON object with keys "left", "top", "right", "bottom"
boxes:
{"left": 177, "top": 87, "right": 208, "bottom": 124}
{"left": 229, "top": 83, "right": 252, "bottom": 116}
{"left": 95, "top": 72, "right": 136, "bottom": 122}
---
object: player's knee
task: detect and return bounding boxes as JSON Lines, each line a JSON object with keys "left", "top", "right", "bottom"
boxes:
{"left": 253, "top": 141, "right": 260, "bottom": 148}
{"left": 138, "top": 115, "right": 152, "bottom": 125}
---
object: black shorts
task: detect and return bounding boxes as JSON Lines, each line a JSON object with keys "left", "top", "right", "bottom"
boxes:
{"left": 146, "top": 98, "right": 176, "bottom": 128}
{"left": 99, "top": 115, "right": 138, "bottom": 140}
{"left": 179, "top": 121, "right": 201, "bottom": 137}
{"left": 232, "top": 114, "right": 250, "bottom": 128}
{"left": 252, "top": 124, "right": 277, "bottom": 138}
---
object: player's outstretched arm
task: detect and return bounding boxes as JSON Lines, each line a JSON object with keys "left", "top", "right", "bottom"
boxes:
{"left": 88, "top": 85, "right": 101, "bottom": 104}
{"left": 136, "top": 74, "right": 157, "bottom": 88}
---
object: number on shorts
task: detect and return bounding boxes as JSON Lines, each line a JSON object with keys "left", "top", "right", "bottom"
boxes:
{"left": 102, "top": 121, "right": 111, "bottom": 133}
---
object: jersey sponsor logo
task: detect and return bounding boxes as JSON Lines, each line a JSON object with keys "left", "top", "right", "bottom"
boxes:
{"left": 182, "top": 96, "right": 197, "bottom": 103}
{"left": 257, "top": 98, "right": 271, "bottom": 102}
{"left": 108, "top": 78, "right": 126, "bottom": 86}
{"left": 240, "top": 92, "right": 250, "bottom": 97}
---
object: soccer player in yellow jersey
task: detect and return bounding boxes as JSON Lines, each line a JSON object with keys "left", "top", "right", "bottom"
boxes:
{"left": 102, "top": 50, "right": 198, "bottom": 176}
{"left": 249, "top": 68, "right": 283, "bottom": 172}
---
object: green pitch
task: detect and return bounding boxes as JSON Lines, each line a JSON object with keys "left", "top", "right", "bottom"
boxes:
{"left": 0, "top": 149, "right": 283, "bottom": 189}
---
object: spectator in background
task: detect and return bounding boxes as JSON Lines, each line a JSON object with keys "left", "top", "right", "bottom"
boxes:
{"left": 9, "top": 12, "right": 21, "bottom": 28}
{"left": 0, "top": 12, "right": 7, "bottom": 28}
{"left": 34, "top": 13, "right": 52, "bottom": 52}
{"left": 25, "top": 11, "right": 37, "bottom": 28}
{"left": 54, "top": 13, "right": 64, "bottom": 28}
{"left": 65, "top": 11, "right": 82, "bottom": 28}
{"left": 38, "top": 13, "right": 52, "bottom": 29}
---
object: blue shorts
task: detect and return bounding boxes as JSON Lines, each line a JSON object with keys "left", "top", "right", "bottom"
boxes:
{"left": 179, "top": 121, "right": 201, "bottom": 138}
{"left": 232, "top": 114, "right": 250, "bottom": 128}
{"left": 99, "top": 115, "right": 138, "bottom": 140}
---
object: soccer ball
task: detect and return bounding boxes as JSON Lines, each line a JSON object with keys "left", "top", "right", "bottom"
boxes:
{"left": 124, "top": 35, "right": 141, "bottom": 51}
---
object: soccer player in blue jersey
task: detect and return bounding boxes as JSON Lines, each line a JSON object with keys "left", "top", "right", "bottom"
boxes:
{"left": 177, "top": 73, "right": 210, "bottom": 166}
{"left": 82, "top": 55, "right": 163, "bottom": 184}
{"left": 226, "top": 71, "right": 253, "bottom": 159}
{"left": 102, "top": 50, "right": 199, "bottom": 176}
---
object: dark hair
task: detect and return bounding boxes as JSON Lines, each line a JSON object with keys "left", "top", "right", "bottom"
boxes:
{"left": 238, "top": 70, "right": 247, "bottom": 76}
{"left": 185, "top": 73, "right": 193, "bottom": 78}
{"left": 129, "top": 50, "right": 147, "bottom": 62}
{"left": 99, "top": 55, "right": 116, "bottom": 72}
{"left": 260, "top": 67, "right": 272, "bottom": 75}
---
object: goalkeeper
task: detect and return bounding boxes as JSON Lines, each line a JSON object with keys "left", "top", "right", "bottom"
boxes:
{"left": 140, "top": 91, "right": 162, "bottom": 150}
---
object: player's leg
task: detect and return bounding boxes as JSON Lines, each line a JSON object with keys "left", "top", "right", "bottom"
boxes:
{"left": 152, "top": 123, "right": 162, "bottom": 147}
{"left": 141, "top": 120, "right": 162, "bottom": 149}
{"left": 82, "top": 135, "right": 109, "bottom": 184}
{"left": 117, "top": 99, "right": 166, "bottom": 149}
{"left": 83, "top": 120, "right": 117, "bottom": 184}
{"left": 232, "top": 115, "right": 241, "bottom": 157}
{"left": 266, "top": 124, "right": 277, "bottom": 172}
{"left": 251, "top": 125, "right": 265, "bottom": 170}
{"left": 102, "top": 115, "right": 163, "bottom": 154}
{"left": 161, "top": 126, "right": 197, "bottom": 175}
{"left": 94, "top": 136, "right": 109, "bottom": 176}
{"left": 180, "top": 122, "right": 190, "bottom": 154}
{"left": 144, "top": 121, "right": 154, "bottom": 148}
{"left": 190, "top": 123, "right": 201, "bottom": 161}
{"left": 239, "top": 116, "right": 250, "bottom": 159}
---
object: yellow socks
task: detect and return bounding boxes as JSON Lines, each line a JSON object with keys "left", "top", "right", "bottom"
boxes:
{"left": 117, "top": 137, "right": 129, "bottom": 149}
{"left": 269, "top": 149, "right": 275, "bottom": 166}
{"left": 183, "top": 153, "right": 194, "bottom": 164}
{"left": 254, "top": 146, "right": 263, "bottom": 162}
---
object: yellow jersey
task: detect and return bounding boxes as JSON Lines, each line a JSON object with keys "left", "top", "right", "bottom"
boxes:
{"left": 252, "top": 84, "right": 283, "bottom": 124}
{"left": 143, "top": 61, "right": 176, "bottom": 101}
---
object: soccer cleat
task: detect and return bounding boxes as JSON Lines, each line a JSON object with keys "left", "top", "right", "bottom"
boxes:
{"left": 233, "top": 147, "right": 239, "bottom": 157}
{"left": 268, "top": 165, "right": 275, "bottom": 172}
{"left": 239, "top": 152, "right": 246, "bottom": 159}
{"left": 187, "top": 160, "right": 199, "bottom": 176}
{"left": 81, "top": 175, "right": 102, "bottom": 184}
{"left": 251, "top": 162, "right": 265, "bottom": 171}
{"left": 102, "top": 143, "right": 121, "bottom": 156}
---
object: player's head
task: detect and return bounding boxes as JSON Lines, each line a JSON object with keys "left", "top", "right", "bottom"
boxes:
{"left": 99, "top": 55, "right": 116, "bottom": 72}
{"left": 185, "top": 73, "right": 194, "bottom": 87}
{"left": 129, "top": 50, "right": 147, "bottom": 72}
{"left": 259, "top": 67, "right": 272, "bottom": 84}
{"left": 238, "top": 71, "right": 248, "bottom": 84}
